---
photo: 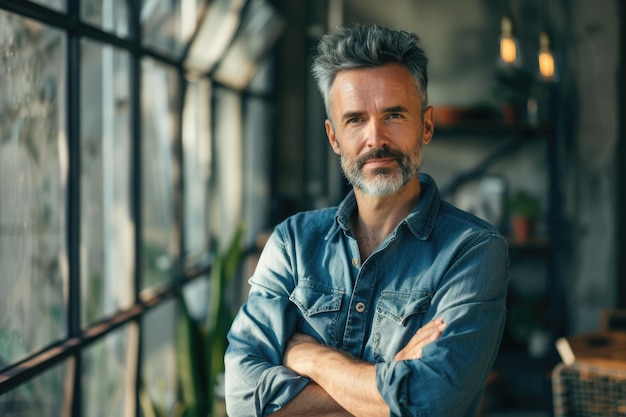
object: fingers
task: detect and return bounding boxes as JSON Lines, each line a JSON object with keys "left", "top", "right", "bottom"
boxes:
{"left": 394, "top": 318, "right": 447, "bottom": 361}
{"left": 409, "top": 318, "right": 447, "bottom": 346}
{"left": 416, "top": 317, "right": 444, "bottom": 333}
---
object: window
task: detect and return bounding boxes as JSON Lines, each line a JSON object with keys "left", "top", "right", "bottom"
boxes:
{"left": 0, "top": 9, "right": 68, "bottom": 366}
{"left": 80, "top": 39, "right": 134, "bottom": 325}
{"left": 0, "top": 1, "right": 283, "bottom": 415}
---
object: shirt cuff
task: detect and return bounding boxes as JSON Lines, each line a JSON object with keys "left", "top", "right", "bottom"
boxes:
{"left": 255, "top": 366, "right": 311, "bottom": 416}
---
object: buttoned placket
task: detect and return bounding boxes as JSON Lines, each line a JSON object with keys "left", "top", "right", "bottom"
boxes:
{"left": 337, "top": 234, "right": 377, "bottom": 357}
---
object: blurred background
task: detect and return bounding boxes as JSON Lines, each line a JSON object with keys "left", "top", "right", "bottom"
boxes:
{"left": 0, "top": 0, "right": 623, "bottom": 416}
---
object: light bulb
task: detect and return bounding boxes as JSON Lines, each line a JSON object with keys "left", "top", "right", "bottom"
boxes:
{"left": 501, "top": 36, "right": 518, "bottom": 64}
{"left": 538, "top": 51, "right": 555, "bottom": 79}
{"left": 500, "top": 15, "right": 520, "bottom": 66}
{"left": 538, "top": 31, "right": 557, "bottom": 81}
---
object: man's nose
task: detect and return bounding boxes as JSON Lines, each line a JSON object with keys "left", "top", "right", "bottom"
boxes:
{"left": 365, "top": 120, "right": 389, "bottom": 148}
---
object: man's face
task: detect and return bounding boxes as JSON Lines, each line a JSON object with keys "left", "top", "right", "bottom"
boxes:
{"left": 325, "top": 63, "right": 434, "bottom": 197}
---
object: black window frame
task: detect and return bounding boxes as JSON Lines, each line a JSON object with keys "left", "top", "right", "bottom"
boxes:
{"left": 0, "top": 1, "right": 251, "bottom": 414}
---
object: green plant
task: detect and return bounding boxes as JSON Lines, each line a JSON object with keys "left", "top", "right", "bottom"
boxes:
{"left": 175, "top": 224, "right": 245, "bottom": 417}
{"left": 507, "top": 191, "right": 540, "bottom": 218}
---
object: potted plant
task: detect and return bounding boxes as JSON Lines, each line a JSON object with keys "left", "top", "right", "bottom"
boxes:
{"left": 507, "top": 191, "right": 540, "bottom": 242}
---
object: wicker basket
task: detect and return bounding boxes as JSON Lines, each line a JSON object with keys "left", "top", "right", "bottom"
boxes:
{"left": 552, "top": 362, "right": 626, "bottom": 416}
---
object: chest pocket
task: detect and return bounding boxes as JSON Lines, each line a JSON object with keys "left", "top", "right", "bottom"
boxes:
{"left": 373, "top": 290, "right": 433, "bottom": 361}
{"left": 289, "top": 280, "right": 344, "bottom": 346}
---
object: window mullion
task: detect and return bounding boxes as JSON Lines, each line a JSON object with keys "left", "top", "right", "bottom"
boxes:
{"left": 66, "top": 0, "right": 81, "bottom": 415}
{"left": 129, "top": 1, "right": 143, "bottom": 415}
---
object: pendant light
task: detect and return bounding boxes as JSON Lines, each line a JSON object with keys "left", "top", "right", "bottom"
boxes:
{"left": 499, "top": 14, "right": 520, "bottom": 66}
{"left": 537, "top": 0, "right": 558, "bottom": 82}
{"left": 538, "top": 31, "right": 556, "bottom": 81}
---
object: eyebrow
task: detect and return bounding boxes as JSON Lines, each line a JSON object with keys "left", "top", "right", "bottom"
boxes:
{"left": 340, "top": 106, "right": 410, "bottom": 121}
{"left": 341, "top": 111, "right": 364, "bottom": 121}
{"left": 384, "top": 106, "right": 409, "bottom": 113}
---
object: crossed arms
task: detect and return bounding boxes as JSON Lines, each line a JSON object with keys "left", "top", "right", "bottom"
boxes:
{"left": 273, "top": 319, "right": 447, "bottom": 417}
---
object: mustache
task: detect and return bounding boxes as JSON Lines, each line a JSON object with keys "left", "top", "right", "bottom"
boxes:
{"left": 356, "top": 148, "right": 405, "bottom": 168}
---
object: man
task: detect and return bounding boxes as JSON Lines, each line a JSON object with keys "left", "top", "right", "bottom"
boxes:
{"left": 225, "top": 24, "right": 508, "bottom": 417}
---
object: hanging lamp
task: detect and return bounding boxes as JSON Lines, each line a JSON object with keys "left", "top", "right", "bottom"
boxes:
{"left": 538, "top": 30, "right": 557, "bottom": 81}
{"left": 499, "top": 14, "right": 520, "bottom": 66}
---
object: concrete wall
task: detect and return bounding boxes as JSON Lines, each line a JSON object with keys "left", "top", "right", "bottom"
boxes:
{"left": 563, "top": 0, "right": 620, "bottom": 333}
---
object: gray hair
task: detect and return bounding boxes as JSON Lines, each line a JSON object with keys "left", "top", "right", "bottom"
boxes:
{"left": 312, "top": 24, "right": 429, "bottom": 120}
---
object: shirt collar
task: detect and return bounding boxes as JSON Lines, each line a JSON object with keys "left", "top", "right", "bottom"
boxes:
{"left": 325, "top": 173, "right": 441, "bottom": 241}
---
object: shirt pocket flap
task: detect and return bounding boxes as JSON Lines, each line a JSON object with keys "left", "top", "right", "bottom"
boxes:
{"left": 289, "top": 281, "right": 343, "bottom": 317}
{"left": 377, "top": 290, "right": 432, "bottom": 325}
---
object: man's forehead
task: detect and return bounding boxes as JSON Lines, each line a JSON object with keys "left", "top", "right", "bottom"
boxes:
{"left": 329, "top": 67, "right": 421, "bottom": 112}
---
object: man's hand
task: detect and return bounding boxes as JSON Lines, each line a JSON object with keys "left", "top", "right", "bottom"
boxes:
{"left": 394, "top": 317, "right": 447, "bottom": 361}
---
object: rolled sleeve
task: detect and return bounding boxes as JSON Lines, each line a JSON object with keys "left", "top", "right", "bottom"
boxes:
{"left": 225, "top": 227, "right": 308, "bottom": 417}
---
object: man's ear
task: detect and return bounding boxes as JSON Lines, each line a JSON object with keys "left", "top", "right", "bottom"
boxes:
{"left": 326, "top": 119, "right": 341, "bottom": 154}
{"left": 422, "top": 106, "right": 435, "bottom": 145}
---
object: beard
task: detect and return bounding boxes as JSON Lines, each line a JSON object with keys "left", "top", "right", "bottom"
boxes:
{"left": 340, "top": 143, "right": 423, "bottom": 197}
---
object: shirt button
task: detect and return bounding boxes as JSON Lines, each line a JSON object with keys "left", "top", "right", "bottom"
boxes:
{"left": 352, "top": 258, "right": 359, "bottom": 267}
{"left": 355, "top": 302, "right": 366, "bottom": 313}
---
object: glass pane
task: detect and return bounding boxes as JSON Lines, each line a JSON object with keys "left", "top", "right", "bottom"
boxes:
{"left": 183, "top": 77, "right": 211, "bottom": 263}
{"left": 141, "top": 58, "right": 180, "bottom": 291}
{"left": 27, "top": 0, "right": 66, "bottom": 12}
{"left": 80, "top": 39, "right": 134, "bottom": 326}
{"left": 81, "top": 0, "right": 130, "bottom": 38}
{"left": 141, "top": 0, "right": 203, "bottom": 59}
{"left": 82, "top": 325, "right": 137, "bottom": 417}
{"left": 0, "top": 11, "right": 68, "bottom": 364}
{"left": 243, "top": 95, "right": 272, "bottom": 247}
{"left": 213, "top": 0, "right": 285, "bottom": 90}
{"left": 185, "top": 0, "right": 247, "bottom": 72}
{"left": 210, "top": 87, "right": 242, "bottom": 247}
{"left": 140, "top": 299, "right": 179, "bottom": 416}
{"left": 0, "top": 359, "right": 71, "bottom": 417}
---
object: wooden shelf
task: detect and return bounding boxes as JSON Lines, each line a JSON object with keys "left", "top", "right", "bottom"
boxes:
{"left": 506, "top": 236, "right": 551, "bottom": 251}
{"left": 435, "top": 122, "right": 552, "bottom": 138}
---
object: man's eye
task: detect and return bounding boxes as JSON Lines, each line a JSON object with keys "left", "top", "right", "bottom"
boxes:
{"left": 347, "top": 117, "right": 361, "bottom": 123}
{"left": 388, "top": 113, "right": 403, "bottom": 119}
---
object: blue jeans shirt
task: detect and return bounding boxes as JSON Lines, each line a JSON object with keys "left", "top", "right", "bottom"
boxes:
{"left": 225, "top": 173, "right": 508, "bottom": 416}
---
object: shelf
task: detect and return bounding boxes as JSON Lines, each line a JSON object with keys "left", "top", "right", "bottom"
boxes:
{"left": 435, "top": 122, "right": 552, "bottom": 138}
{"left": 433, "top": 104, "right": 561, "bottom": 417}
{"left": 506, "top": 236, "right": 551, "bottom": 252}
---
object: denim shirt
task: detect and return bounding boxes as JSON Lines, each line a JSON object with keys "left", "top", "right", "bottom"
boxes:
{"left": 225, "top": 173, "right": 508, "bottom": 417}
